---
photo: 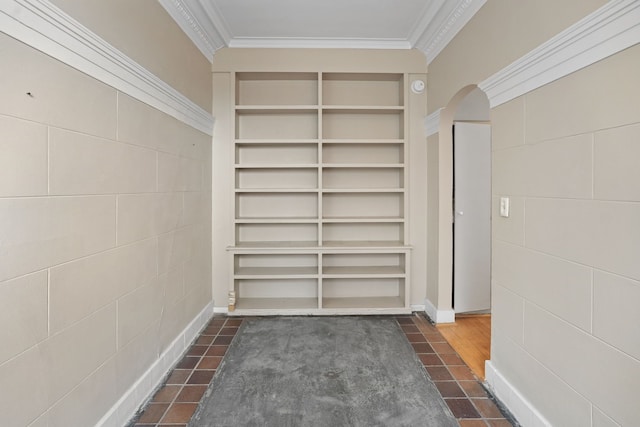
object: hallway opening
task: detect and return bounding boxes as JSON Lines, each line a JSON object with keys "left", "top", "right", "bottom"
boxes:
{"left": 437, "top": 314, "right": 491, "bottom": 380}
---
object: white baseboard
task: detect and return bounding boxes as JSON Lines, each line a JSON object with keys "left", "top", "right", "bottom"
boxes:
{"left": 424, "top": 299, "right": 455, "bottom": 323}
{"left": 213, "top": 306, "right": 229, "bottom": 314}
{"left": 96, "top": 301, "right": 215, "bottom": 427}
{"left": 485, "top": 361, "right": 551, "bottom": 427}
{"left": 410, "top": 303, "right": 426, "bottom": 312}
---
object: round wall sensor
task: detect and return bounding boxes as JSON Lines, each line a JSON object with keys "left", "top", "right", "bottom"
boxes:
{"left": 411, "top": 80, "right": 425, "bottom": 94}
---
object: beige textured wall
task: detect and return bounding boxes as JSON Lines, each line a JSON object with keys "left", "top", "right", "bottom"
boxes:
{"left": 427, "top": 0, "right": 606, "bottom": 113}
{"left": 0, "top": 33, "right": 212, "bottom": 427}
{"left": 427, "top": 1, "right": 639, "bottom": 425}
{"left": 50, "top": 0, "right": 213, "bottom": 112}
{"left": 491, "top": 44, "right": 640, "bottom": 426}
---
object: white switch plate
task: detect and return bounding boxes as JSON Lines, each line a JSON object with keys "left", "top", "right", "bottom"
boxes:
{"left": 500, "top": 197, "right": 510, "bottom": 218}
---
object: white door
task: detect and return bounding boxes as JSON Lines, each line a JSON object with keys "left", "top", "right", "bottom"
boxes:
{"left": 453, "top": 122, "right": 491, "bottom": 313}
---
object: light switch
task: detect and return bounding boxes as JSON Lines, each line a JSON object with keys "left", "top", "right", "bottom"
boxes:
{"left": 500, "top": 197, "right": 510, "bottom": 218}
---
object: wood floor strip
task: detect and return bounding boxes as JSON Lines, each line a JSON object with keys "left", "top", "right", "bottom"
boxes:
{"left": 436, "top": 315, "right": 491, "bottom": 380}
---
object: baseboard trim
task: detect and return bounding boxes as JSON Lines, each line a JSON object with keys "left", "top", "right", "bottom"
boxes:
{"left": 410, "top": 304, "right": 426, "bottom": 313}
{"left": 485, "top": 361, "right": 551, "bottom": 427}
{"left": 424, "top": 299, "right": 455, "bottom": 323}
{"left": 96, "top": 301, "right": 215, "bottom": 427}
{"left": 213, "top": 306, "right": 229, "bottom": 314}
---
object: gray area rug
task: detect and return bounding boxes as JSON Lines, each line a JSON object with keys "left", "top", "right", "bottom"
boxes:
{"left": 190, "top": 317, "right": 457, "bottom": 427}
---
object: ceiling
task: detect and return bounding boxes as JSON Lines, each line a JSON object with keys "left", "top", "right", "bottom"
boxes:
{"left": 159, "top": 0, "right": 486, "bottom": 63}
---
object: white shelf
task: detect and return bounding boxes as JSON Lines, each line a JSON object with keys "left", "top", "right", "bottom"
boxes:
{"left": 321, "top": 189, "right": 404, "bottom": 193}
{"left": 322, "top": 266, "right": 405, "bottom": 276}
{"left": 322, "top": 164, "right": 404, "bottom": 168}
{"left": 235, "top": 139, "right": 320, "bottom": 144}
{"left": 235, "top": 188, "right": 319, "bottom": 193}
{"left": 236, "top": 105, "right": 318, "bottom": 112}
{"left": 231, "top": 71, "right": 410, "bottom": 314}
{"left": 322, "top": 216, "right": 404, "bottom": 223}
{"left": 234, "top": 297, "right": 319, "bottom": 310}
{"left": 233, "top": 241, "right": 320, "bottom": 249}
{"left": 321, "top": 240, "right": 407, "bottom": 248}
{"left": 322, "top": 296, "right": 405, "bottom": 309}
{"left": 322, "top": 105, "right": 403, "bottom": 111}
{"left": 235, "top": 267, "right": 318, "bottom": 278}
{"left": 235, "top": 164, "right": 319, "bottom": 169}
{"left": 321, "top": 139, "right": 403, "bottom": 144}
{"left": 234, "top": 217, "right": 319, "bottom": 223}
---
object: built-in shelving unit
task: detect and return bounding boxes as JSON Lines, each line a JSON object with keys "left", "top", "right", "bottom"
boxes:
{"left": 229, "top": 72, "right": 411, "bottom": 315}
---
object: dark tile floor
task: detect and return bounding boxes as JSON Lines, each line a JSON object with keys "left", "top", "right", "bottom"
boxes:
{"left": 397, "top": 315, "right": 516, "bottom": 427}
{"left": 128, "top": 314, "right": 515, "bottom": 427}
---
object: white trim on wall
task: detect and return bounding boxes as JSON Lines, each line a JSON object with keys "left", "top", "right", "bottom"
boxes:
{"left": 485, "top": 361, "right": 552, "bottom": 427}
{"left": 158, "top": 0, "right": 225, "bottom": 61}
{"left": 424, "top": 298, "right": 455, "bottom": 323}
{"left": 425, "top": 0, "right": 640, "bottom": 132}
{"left": 479, "top": 0, "right": 640, "bottom": 108}
{"left": 162, "top": 0, "right": 484, "bottom": 60}
{"left": 213, "top": 306, "right": 229, "bottom": 314}
{"left": 411, "top": 0, "right": 487, "bottom": 64}
{"left": 410, "top": 303, "right": 427, "bottom": 313}
{"left": 97, "top": 301, "right": 215, "bottom": 427}
{"left": 0, "top": 0, "right": 215, "bottom": 136}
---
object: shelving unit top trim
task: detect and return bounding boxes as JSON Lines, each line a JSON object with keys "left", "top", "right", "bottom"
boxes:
{"left": 321, "top": 73, "right": 403, "bottom": 82}
{"left": 212, "top": 48, "right": 427, "bottom": 73}
{"left": 235, "top": 72, "right": 318, "bottom": 81}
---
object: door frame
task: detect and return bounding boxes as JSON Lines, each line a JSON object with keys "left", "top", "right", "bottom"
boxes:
{"left": 452, "top": 121, "right": 492, "bottom": 313}
{"left": 431, "top": 85, "right": 491, "bottom": 320}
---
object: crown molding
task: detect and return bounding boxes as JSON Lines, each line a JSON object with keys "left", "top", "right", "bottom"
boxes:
{"left": 479, "top": 0, "right": 640, "bottom": 108}
{"left": 197, "top": 0, "right": 232, "bottom": 46}
{"left": 426, "top": 0, "right": 640, "bottom": 134}
{"left": 412, "top": 0, "right": 487, "bottom": 64}
{"left": 228, "top": 37, "right": 412, "bottom": 50}
{"left": 158, "top": 0, "right": 232, "bottom": 61}
{"left": 161, "top": 0, "right": 482, "bottom": 59}
{"left": 158, "top": 0, "right": 222, "bottom": 61}
{"left": 0, "top": 0, "right": 214, "bottom": 136}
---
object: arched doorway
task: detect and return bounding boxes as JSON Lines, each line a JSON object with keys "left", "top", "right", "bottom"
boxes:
{"left": 435, "top": 85, "right": 491, "bottom": 378}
